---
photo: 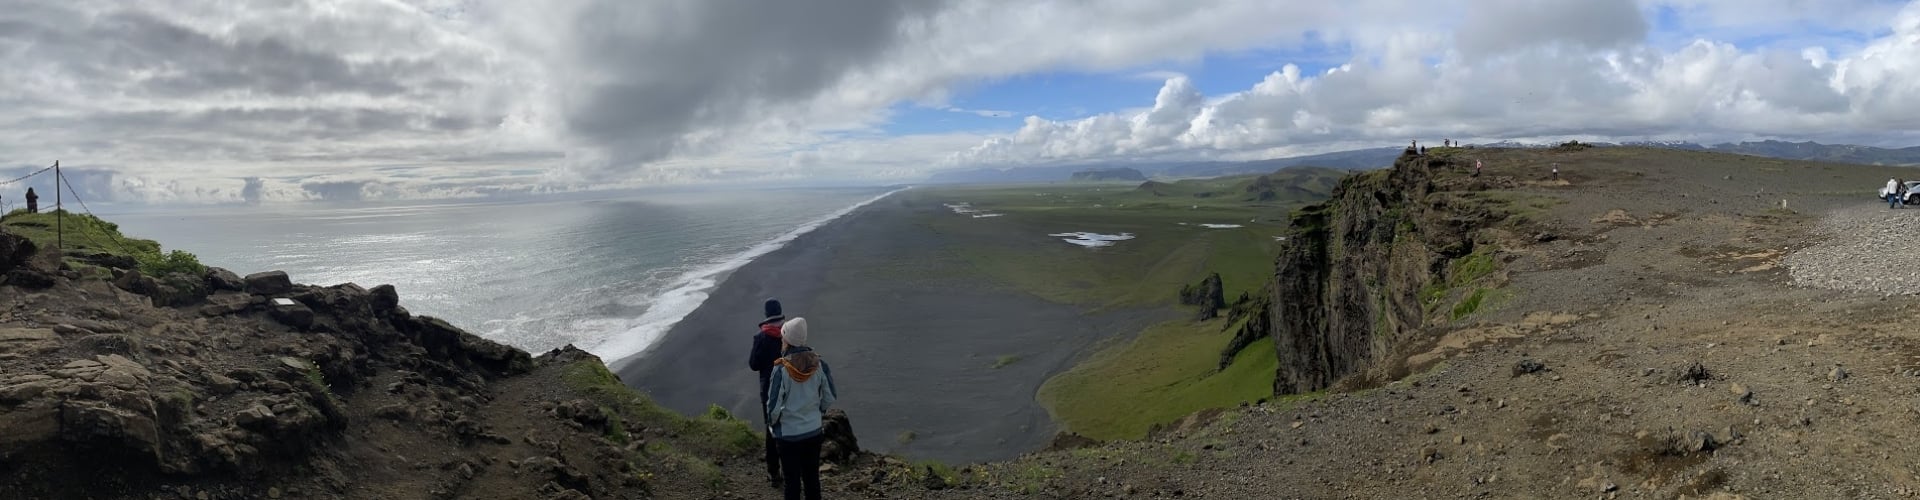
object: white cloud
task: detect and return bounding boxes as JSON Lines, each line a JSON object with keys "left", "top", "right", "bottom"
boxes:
{"left": 947, "top": 0, "right": 1920, "bottom": 166}
{"left": 3, "top": 0, "right": 1920, "bottom": 202}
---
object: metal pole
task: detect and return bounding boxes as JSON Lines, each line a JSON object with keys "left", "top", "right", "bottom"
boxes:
{"left": 54, "top": 160, "right": 61, "bottom": 250}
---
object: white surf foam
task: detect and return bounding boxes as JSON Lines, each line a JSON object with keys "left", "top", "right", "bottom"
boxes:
{"left": 589, "top": 188, "right": 910, "bottom": 366}
{"left": 1049, "top": 232, "right": 1135, "bottom": 248}
{"left": 1199, "top": 224, "right": 1243, "bottom": 229}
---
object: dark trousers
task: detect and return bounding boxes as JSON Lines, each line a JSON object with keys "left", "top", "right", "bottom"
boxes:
{"left": 776, "top": 434, "right": 825, "bottom": 500}
{"left": 764, "top": 434, "right": 780, "bottom": 480}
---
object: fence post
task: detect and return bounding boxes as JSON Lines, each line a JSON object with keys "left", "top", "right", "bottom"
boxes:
{"left": 54, "top": 160, "right": 61, "bottom": 250}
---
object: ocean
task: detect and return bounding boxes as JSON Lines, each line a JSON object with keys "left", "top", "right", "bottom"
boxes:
{"left": 107, "top": 186, "right": 898, "bottom": 362}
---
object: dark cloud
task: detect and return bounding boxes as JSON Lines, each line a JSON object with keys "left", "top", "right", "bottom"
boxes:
{"left": 300, "top": 180, "right": 373, "bottom": 201}
{"left": 559, "top": 0, "right": 949, "bottom": 172}
{"left": 1456, "top": 0, "right": 1648, "bottom": 57}
{"left": 5, "top": 6, "right": 450, "bottom": 99}
{"left": 240, "top": 177, "right": 265, "bottom": 205}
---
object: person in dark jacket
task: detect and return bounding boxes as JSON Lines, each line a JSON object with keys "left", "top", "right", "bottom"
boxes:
{"left": 747, "top": 298, "right": 786, "bottom": 488}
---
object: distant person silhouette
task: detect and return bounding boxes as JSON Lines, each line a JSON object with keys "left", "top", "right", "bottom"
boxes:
{"left": 767, "top": 317, "right": 836, "bottom": 500}
{"left": 24, "top": 187, "right": 38, "bottom": 213}
{"left": 747, "top": 298, "right": 787, "bottom": 488}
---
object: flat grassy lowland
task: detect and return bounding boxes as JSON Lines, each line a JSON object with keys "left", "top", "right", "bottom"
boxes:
{"left": 916, "top": 166, "right": 1351, "bottom": 439}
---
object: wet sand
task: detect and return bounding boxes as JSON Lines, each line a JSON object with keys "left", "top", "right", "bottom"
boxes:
{"left": 613, "top": 192, "right": 1166, "bottom": 463}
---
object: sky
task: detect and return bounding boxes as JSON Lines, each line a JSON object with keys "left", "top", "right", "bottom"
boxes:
{"left": 3, "top": 0, "right": 1920, "bottom": 204}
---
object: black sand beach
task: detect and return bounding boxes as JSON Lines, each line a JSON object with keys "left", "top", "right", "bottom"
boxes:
{"left": 613, "top": 192, "right": 1166, "bottom": 463}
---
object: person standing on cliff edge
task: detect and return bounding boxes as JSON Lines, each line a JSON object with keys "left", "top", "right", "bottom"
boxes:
{"left": 767, "top": 317, "right": 836, "bottom": 500}
{"left": 747, "top": 298, "right": 787, "bottom": 488}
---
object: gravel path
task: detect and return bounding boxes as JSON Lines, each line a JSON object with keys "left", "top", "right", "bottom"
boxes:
{"left": 1786, "top": 206, "right": 1920, "bottom": 295}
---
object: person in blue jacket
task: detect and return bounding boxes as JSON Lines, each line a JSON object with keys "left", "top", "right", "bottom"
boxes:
{"left": 747, "top": 299, "right": 787, "bottom": 487}
{"left": 766, "top": 317, "right": 836, "bottom": 500}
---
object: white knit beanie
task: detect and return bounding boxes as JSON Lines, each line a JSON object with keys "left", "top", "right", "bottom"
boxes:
{"left": 782, "top": 317, "right": 809, "bottom": 347}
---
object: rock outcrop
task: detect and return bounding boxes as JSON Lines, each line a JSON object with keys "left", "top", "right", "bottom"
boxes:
{"left": 0, "top": 225, "right": 826, "bottom": 499}
{"left": 1250, "top": 151, "right": 1507, "bottom": 394}
{"left": 1178, "top": 273, "right": 1226, "bottom": 321}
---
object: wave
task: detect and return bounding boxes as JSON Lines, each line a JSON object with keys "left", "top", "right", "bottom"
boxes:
{"left": 585, "top": 187, "right": 909, "bottom": 366}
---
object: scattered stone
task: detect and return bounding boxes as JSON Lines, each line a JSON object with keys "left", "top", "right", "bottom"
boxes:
{"left": 1829, "top": 366, "right": 1848, "bottom": 382}
{"left": 1677, "top": 361, "right": 1711, "bottom": 384}
{"left": 1512, "top": 359, "right": 1547, "bottom": 376}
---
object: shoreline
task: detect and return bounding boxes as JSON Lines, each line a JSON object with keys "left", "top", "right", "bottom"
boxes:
{"left": 613, "top": 191, "right": 1168, "bottom": 464}
{"left": 589, "top": 187, "right": 908, "bottom": 364}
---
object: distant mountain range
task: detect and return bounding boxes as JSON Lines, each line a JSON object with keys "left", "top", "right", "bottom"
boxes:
{"left": 1485, "top": 139, "right": 1920, "bottom": 166}
{"left": 924, "top": 140, "right": 1920, "bottom": 185}
{"left": 925, "top": 147, "right": 1403, "bottom": 184}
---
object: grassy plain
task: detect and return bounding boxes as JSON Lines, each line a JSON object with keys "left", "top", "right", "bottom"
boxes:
{"left": 915, "top": 167, "right": 1349, "bottom": 439}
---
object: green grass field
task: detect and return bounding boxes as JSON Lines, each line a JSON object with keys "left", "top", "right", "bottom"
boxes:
{"left": 2, "top": 209, "right": 203, "bottom": 276}
{"left": 915, "top": 167, "right": 1349, "bottom": 439}
{"left": 1037, "top": 319, "right": 1278, "bottom": 440}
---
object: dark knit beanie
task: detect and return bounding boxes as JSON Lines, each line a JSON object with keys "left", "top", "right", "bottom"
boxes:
{"left": 764, "top": 299, "right": 783, "bottom": 319}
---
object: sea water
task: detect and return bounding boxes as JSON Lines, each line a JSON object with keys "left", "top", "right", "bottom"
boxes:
{"left": 109, "top": 187, "right": 896, "bottom": 361}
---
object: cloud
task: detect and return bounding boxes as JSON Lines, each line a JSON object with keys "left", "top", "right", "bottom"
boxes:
{"left": 946, "top": 1, "right": 1920, "bottom": 166}
{"left": 3, "top": 0, "right": 1920, "bottom": 202}
{"left": 945, "top": 107, "right": 1016, "bottom": 118}
{"left": 1456, "top": 0, "right": 1648, "bottom": 57}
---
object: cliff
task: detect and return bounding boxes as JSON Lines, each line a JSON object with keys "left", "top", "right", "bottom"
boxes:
{"left": 1227, "top": 150, "right": 1517, "bottom": 394}
{"left": 0, "top": 226, "right": 872, "bottom": 499}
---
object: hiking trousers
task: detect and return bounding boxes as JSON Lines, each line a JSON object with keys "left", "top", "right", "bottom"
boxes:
{"left": 777, "top": 433, "right": 826, "bottom": 500}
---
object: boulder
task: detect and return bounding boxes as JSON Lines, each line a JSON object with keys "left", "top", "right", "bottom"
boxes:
{"left": 112, "top": 269, "right": 160, "bottom": 296}
{"left": 3, "top": 268, "right": 58, "bottom": 289}
{"left": 269, "top": 301, "right": 316, "bottom": 330}
{"left": 369, "top": 284, "right": 401, "bottom": 315}
{"left": 0, "top": 230, "right": 35, "bottom": 274}
{"left": 204, "top": 267, "right": 244, "bottom": 291}
{"left": 820, "top": 409, "right": 861, "bottom": 463}
{"left": 200, "top": 293, "right": 256, "bottom": 317}
{"left": 400, "top": 316, "right": 532, "bottom": 377}
{"left": 152, "top": 273, "right": 209, "bottom": 307}
{"left": 244, "top": 271, "right": 294, "bottom": 295}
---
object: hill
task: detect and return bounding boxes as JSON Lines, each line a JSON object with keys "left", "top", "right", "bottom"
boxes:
{"left": 1706, "top": 140, "right": 1920, "bottom": 166}
{"left": 1069, "top": 167, "right": 1147, "bottom": 182}
{"left": 1131, "top": 166, "right": 1347, "bottom": 203}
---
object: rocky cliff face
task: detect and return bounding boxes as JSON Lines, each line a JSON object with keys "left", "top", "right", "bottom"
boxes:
{"left": 1231, "top": 151, "right": 1507, "bottom": 395}
{"left": 0, "top": 227, "right": 868, "bottom": 499}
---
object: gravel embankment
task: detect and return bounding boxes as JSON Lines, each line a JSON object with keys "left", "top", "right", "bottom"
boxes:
{"left": 1786, "top": 207, "right": 1920, "bottom": 295}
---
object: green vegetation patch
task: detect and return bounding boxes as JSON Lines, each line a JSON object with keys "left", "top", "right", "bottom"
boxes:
{"left": 1038, "top": 320, "right": 1277, "bottom": 440}
{"left": 1, "top": 209, "right": 204, "bottom": 277}
{"left": 561, "top": 360, "right": 758, "bottom": 457}
{"left": 1450, "top": 288, "right": 1491, "bottom": 320}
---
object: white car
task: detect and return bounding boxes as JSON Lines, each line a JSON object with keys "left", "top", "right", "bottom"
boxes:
{"left": 1880, "top": 181, "right": 1920, "bottom": 203}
